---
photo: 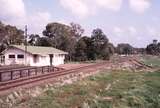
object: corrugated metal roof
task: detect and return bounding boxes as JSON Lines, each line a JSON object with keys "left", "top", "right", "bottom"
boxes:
{"left": 10, "top": 45, "right": 68, "bottom": 55}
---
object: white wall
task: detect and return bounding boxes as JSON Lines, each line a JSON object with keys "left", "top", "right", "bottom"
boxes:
{"left": 29, "top": 54, "right": 65, "bottom": 66}
{"left": 4, "top": 48, "right": 32, "bottom": 66}
{"left": 30, "top": 55, "right": 50, "bottom": 67}
{"left": 3, "top": 48, "right": 66, "bottom": 66}
{"left": 53, "top": 54, "right": 65, "bottom": 66}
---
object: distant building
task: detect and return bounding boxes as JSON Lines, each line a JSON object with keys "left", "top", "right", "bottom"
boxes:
{"left": 0, "top": 45, "right": 68, "bottom": 66}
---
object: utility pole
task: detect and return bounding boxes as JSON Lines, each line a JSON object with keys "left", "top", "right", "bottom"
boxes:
{"left": 25, "top": 25, "right": 28, "bottom": 65}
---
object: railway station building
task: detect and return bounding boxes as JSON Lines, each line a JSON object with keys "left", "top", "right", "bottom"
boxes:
{"left": 0, "top": 45, "right": 68, "bottom": 66}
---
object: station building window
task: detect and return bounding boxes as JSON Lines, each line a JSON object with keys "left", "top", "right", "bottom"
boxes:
{"left": 17, "top": 54, "right": 24, "bottom": 59}
{"left": 9, "top": 55, "right": 15, "bottom": 58}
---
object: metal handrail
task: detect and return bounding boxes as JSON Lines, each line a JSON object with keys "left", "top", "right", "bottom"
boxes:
{"left": 0, "top": 66, "right": 64, "bottom": 82}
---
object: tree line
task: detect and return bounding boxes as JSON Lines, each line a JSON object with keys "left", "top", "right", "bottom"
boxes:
{"left": 146, "top": 40, "right": 160, "bottom": 55}
{"left": 0, "top": 21, "right": 24, "bottom": 52}
{"left": 35, "top": 23, "right": 115, "bottom": 61}
{"left": 0, "top": 21, "right": 159, "bottom": 62}
{"left": 0, "top": 21, "right": 115, "bottom": 61}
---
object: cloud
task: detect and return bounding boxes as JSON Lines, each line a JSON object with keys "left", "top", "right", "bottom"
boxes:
{"left": 60, "top": 0, "right": 152, "bottom": 17}
{"left": 60, "top": 0, "right": 123, "bottom": 18}
{"left": 112, "top": 26, "right": 139, "bottom": 46}
{"left": 111, "top": 25, "right": 160, "bottom": 47}
{"left": 0, "top": 0, "right": 52, "bottom": 35}
{"left": 147, "top": 26, "right": 160, "bottom": 38}
{"left": 60, "top": 0, "right": 89, "bottom": 18}
{"left": 129, "top": 0, "right": 151, "bottom": 13}
{"left": 147, "top": 27, "right": 156, "bottom": 36}
{"left": 95, "top": 0, "right": 123, "bottom": 11}
{"left": 128, "top": 26, "right": 137, "bottom": 35}
{"left": 0, "top": 0, "right": 26, "bottom": 20}
{"left": 113, "top": 26, "right": 137, "bottom": 36}
{"left": 113, "top": 26, "right": 124, "bottom": 36}
{"left": 27, "top": 12, "right": 52, "bottom": 34}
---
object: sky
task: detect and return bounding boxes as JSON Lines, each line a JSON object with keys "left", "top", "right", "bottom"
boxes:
{"left": 0, "top": 0, "right": 160, "bottom": 47}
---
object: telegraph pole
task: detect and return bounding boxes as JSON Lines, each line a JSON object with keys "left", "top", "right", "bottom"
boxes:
{"left": 25, "top": 25, "right": 28, "bottom": 65}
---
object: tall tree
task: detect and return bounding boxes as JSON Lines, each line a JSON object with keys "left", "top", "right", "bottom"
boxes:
{"left": 91, "top": 28, "right": 110, "bottom": 59}
{"left": 43, "top": 22, "right": 73, "bottom": 48}
{"left": 5, "top": 25, "right": 24, "bottom": 45}
{"left": 0, "top": 21, "right": 24, "bottom": 52}
{"left": 74, "top": 36, "right": 96, "bottom": 61}
{"left": 28, "top": 34, "right": 40, "bottom": 46}
{"left": 116, "top": 43, "right": 133, "bottom": 55}
{"left": 146, "top": 40, "right": 160, "bottom": 55}
{"left": 36, "top": 37, "right": 52, "bottom": 46}
{"left": 75, "top": 38, "right": 87, "bottom": 61}
{"left": 108, "top": 43, "right": 115, "bottom": 55}
{"left": 43, "top": 22, "right": 83, "bottom": 61}
{"left": 70, "top": 22, "right": 84, "bottom": 40}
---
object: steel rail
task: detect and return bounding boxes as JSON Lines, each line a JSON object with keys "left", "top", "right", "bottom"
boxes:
{"left": 0, "top": 62, "right": 108, "bottom": 92}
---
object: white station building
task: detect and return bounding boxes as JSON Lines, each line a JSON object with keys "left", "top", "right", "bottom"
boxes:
{"left": 0, "top": 45, "right": 68, "bottom": 66}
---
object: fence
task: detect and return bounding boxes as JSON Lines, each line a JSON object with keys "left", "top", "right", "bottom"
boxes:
{"left": 0, "top": 66, "right": 63, "bottom": 82}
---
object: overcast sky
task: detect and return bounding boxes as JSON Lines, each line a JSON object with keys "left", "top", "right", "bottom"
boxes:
{"left": 0, "top": 0, "right": 160, "bottom": 47}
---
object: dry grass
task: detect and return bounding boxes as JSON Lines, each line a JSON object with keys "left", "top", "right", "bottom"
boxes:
{"left": 13, "top": 69, "right": 160, "bottom": 108}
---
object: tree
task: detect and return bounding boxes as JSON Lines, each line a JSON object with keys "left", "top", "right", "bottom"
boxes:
{"left": 81, "top": 36, "right": 95, "bottom": 60}
{"left": 43, "top": 23, "right": 72, "bottom": 48}
{"left": 91, "top": 28, "right": 108, "bottom": 44}
{"left": 70, "top": 22, "right": 84, "bottom": 40}
{"left": 146, "top": 40, "right": 160, "bottom": 55}
{"left": 28, "top": 34, "right": 40, "bottom": 46}
{"left": 101, "top": 46, "right": 110, "bottom": 60}
{"left": 134, "top": 48, "right": 146, "bottom": 54}
{"left": 153, "top": 39, "right": 158, "bottom": 45}
{"left": 74, "top": 38, "right": 87, "bottom": 61}
{"left": 0, "top": 21, "right": 24, "bottom": 52}
{"left": 36, "top": 37, "right": 52, "bottom": 46}
{"left": 0, "top": 22, "right": 8, "bottom": 52}
{"left": 0, "top": 21, "right": 6, "bottom": 41}
{"left": 116, "top": 43, "right": 133, "bottom": 55}
{"left": 74, "top": 36, "right": 97, "bottom": 61}
{"left": 91, "top": 28, "right": 110, "bottom": 59}
{"left": 5, "top": 25, "right": 24, "bottom": 45}
{"left": 43, "top": 22, "right": 80, "bottom": 61}
{"left": 107, "top": 43, "right": 115, "bottom": 55}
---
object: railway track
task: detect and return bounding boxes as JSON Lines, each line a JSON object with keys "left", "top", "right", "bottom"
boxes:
{"left": 0, "top": 61, "right": 108, "bottom": 92}
{"left": 130, "top": 59, "right": 153, "bottom": 69}
{"left": 0, "top": 57, "right": 154, "bottom": 93}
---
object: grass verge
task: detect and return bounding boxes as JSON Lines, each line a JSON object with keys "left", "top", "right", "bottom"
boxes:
{"left": 15, "top": 70, "right": 160, "bottom": 108}
{"left": 141, "top": 55, "right": 160, "bottom": 68}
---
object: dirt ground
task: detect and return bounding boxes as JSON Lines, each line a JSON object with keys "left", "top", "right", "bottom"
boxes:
{"left": 58, "top": 63, "right": 93, "bottom": 70}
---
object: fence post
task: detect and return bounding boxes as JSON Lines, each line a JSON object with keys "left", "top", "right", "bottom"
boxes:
{"left": 53, "top": 66, "right": 55, "bottom": 72}
{"left": 11, "top": 71, "right": 13, "bottom": 80}
{"left": 0, "top": 73, "right": 2, "bottom": 82}
{"left": 42, "top": 67, "right": 44, "bottom": 74}
{"left": 20, "top": 70, "right": 22, "bottom": 78}
{"left": 35, "top": 68, "right": 37, "bottom": 75}
{"left": 48, "top": 66, "right": 50, "bottom": 73}
{"left": 28, "top": 69, "right": 30, "bottom": 76}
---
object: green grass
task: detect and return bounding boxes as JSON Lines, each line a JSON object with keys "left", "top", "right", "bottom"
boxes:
{"left": 141, "top": 55, "right": 160, "bottom": 68}
{"left": 14, "top": 70, "right": 160, "bottom": 108}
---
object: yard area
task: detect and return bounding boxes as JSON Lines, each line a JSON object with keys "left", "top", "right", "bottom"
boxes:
{"left": 15, "top": 69, "right": 160, "bottom": 108}
{"left": 141, "top": 55, "right": 160, "bottom": 68}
